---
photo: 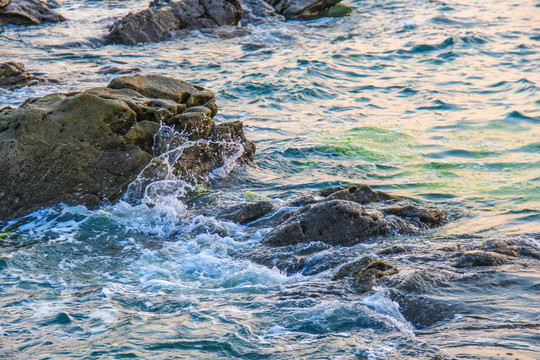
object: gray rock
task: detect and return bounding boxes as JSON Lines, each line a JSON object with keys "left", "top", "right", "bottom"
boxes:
{"left": 104, "top": 0, "right": 244, "bottom": 45}
{"left": 218, "top": 199, "right": 274, "bottom": 223}
{"left": 0, "top": 62, "right": 38, "bottom": 90}
{"left": 453, "top": 250, "right": 507, "bottom": 268}
{"left": 240, "top": 0, "right": 284, "bottom": 25}
{"left": 0, "top": 0, "right": 65, "bottom": 25}
{"left": 265, "top": 0, "right": 341, "bottom": 20}
{"left": 261, "top": 186, "right": 445, "bottom": 247}
{"left": 0, "top": 75, "right": 255, "bottom": 220}
{"left": 332, "top": 256, "right": 398, "bottom": 293}
{"left": 262, "top": 199, "right": 401, "bottom": 247}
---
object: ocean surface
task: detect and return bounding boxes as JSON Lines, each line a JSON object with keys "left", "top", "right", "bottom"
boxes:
{"left": 1, "top": 0, "right": 539, "bottom": 359}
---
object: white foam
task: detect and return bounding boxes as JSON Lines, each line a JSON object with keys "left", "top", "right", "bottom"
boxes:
{"left": 361, "top": 288, "right": 415, "bottom": 338}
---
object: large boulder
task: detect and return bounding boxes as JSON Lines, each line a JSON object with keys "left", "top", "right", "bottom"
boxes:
{"left": 0, "top": 74, "right": 255, "bottom": 220}
{"left": 104, "top": 0, "right": 245, "bottom": 45}
{"left": 0, "top": 0, "right": 65, "bottom": 25}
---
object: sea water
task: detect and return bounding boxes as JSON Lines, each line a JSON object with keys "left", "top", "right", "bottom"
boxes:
{"left": 1, "top": 0, "right": 539, "bottom": 358}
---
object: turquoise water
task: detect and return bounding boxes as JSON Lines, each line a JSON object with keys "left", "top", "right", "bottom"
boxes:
{"left": 1, "top": 0, "right": 539, "bottom": 359}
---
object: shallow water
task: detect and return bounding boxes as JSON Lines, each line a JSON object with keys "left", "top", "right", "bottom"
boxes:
{"left": 1, "top": 0, "right": 539, "bottom": 359}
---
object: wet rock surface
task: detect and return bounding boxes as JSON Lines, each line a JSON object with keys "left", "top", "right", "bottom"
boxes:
{"left": 260, "top": 185, "right": 445, "bottom": 247}
{"left": 104, "top": 0, "right": 245, "bottom": 45}
{"left": 453, "top": 250, "right": 508, "bottom": 268}
{"left": 218, "top": 199, "right": 274, "bottom": 224}
{"left": 332, "top": 256, "right": 398, "bottom": 293}
{"left": 0, "top": 62, "right": 37, "bottom": 90}
{"left": 266, "top": 0, "right": 341, "bottom": 20}
{"left": 104, "top": 0, "right": 343, "bottom": 45}
{"left": 0, "top": 74, "right": 255, "bottom": 220}
{"left": 0, "top": 0, "right": 65, "bottom": 25}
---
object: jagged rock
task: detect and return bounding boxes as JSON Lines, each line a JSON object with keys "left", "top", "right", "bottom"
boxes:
{"left": 261, "top": 186, "right": 444, "bottom": 247}
{"left": 0, "top": 62, "right": 39, "bottom": 90}
{"left": 104, "top": 0, "right": 245, "bottom": 45}
{"left": 0, "top": 0, "right": 65, "bottom": 25}
{"left": 103, "top": 0, "right": 344, "bottom": 45}
{"left": 453, "top": 250, "right": 507, "bottom": 268}
{"left": 332, "top": 256, "right": 398, "bottom": 293}
{"left": 0, "top": 74, "right": 255, "bottom": 220}
{"left": 380, "top": 203, "right": 445, "bottom": 228}
{"left": 211, "top": 184, "right": 444, "bottom": 247}
{"left": 239, "top": 0, "right": 284, "bottom": 25}
{"left": 262, "top": 199, "right": 405, "bottom": 247}
{"left": 286, "top": 184, "right": 399, "bottom": 208}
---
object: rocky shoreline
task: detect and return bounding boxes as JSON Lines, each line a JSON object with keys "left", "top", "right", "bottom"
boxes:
{"left": 1, "top": 0, "right": 345, "bottom": 45}
{"left": 2, "top": 3, "right": 539, "bottom": 349}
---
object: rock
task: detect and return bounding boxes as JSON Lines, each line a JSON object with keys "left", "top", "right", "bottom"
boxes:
{"left": 242, "top": 241, "right": 333, "bottom": 275}
{"left": 386, "top": 269, "right": 458, "bottom": 328}
{"left": 218, "top": 199, "right": 274, "bottom": 223}
{"left": 453, "top": 250, "right": 507, "bottom": 268}
{"left": 210, "top": 184, "right": 444, "bottom": 247}
{"left": 103, "top": 0, "right": 344, "bottom": 45}
{"left": 381, "top": 203, "right": 445, "bottom": 228}
{"left": 0, "top": 75, "right": 255, "bottom": 220}
{"left": 332, "top": 256, "right": 398, "bottom": 293}
{"left": 379, "top": 245, "right": 407, "bottom": 255}
{"left": 479, "top": 237, "right": 540, "bottom": 259}
{"left": 239, "top": 0, "right": 284, "bottom": 25}
{"left": 262, "top": 199, "right": 405, "bottom": 247}
{"left": 104, "top": 0, "right": 245, "bottom": 45}
{"left": 0, "top": 0, "right": 10, "bottom": 9}
{"left": 390, "top": 269, "right": 452, "bottom": 294}
{"left": 392, "top": 294, "right": 456, "bottom": 328}
{"left": 261, "top": 184, "right": 444, "bottom": 247}
{"left": 97, "top": 65, "right": 142, "bottom": 75}
{"left": 0, "top": 0, "right": 65, "bottom": 25}
{"left": 0, "top": 62, "right": 38, "bottom": 90}
{"left": 286, "top": 184, "right": 399, "bottom": 208}
{"left": 266, "top": 0, "right": 341, "bottom": 20}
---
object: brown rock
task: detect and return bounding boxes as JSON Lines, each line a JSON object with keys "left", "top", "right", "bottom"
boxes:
{"left": 0, "top": 0, "right": 65, "bottom": 25}
{"left": 0, "top": 75, "right": 255, "bottom": 220}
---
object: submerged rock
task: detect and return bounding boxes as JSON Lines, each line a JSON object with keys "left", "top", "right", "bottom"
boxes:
{"left": 386, "top": 269, "right": 458, "bottom": 328}
{"left": 332, "top": 256, "right": 398, "bottom": 293}
{"left": 453, "top": 250, "right": 507, "bottom": 268}
{"left": 0, "top": 0, "right": 65, "bottom": 25}
{"left": 0, "top": 74, "right": 254, "bottom": 220}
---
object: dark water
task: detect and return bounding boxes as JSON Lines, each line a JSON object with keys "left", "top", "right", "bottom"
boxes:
{"left": 1, "top": 0, "right": 539, "bottom": 359}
